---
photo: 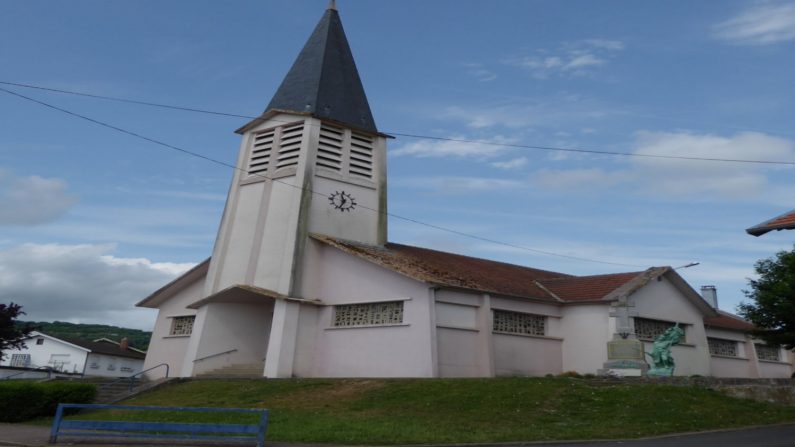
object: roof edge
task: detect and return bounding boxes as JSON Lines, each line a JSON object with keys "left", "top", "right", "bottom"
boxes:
{"left": 136, "top": 258, "right": 211, "bottom": 308}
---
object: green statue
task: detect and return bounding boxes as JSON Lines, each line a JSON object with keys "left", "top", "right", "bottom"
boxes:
{"left": 646, "top": 324, "right": 685, "bottom": 377}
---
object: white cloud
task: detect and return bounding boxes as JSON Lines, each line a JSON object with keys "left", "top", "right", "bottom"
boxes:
{"left": 533, "top": 168, "right": 632, "bottom": 191}
{"left": 462, "top": 63, "right": 497, "bottom": 82}
{"left": 0, "top": 243, "right": 195, "bottom": 330}
{"left": 391, "top": 135, "right": 517, "bottom": 158}
{"left": 713, "top": 2, "right": 795, "bottom": 45}
{"left": 531, "top": 131, "right": 795, "bottom": 200}
{"left": 582, "top": 39, "right": 626, "bottom": 51}
{"left": 505, "top": 38, "right": 624, "bottom": 78}
{"left": 0, "top": 170, "right": 78, "bottom": 225}
{"left": 440, "top": 95, "right": 619, "bottom": 130}
{"left": 491, "top": 157, "right": 528, "bottom": 170}
{"left": 630, "top": 131, "right": 794, "bottom": 197}
{"left": 394, "top": 176, "right": 524, "bottom": 194}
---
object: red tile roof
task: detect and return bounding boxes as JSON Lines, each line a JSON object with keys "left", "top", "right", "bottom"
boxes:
{"left": 746, "top": 209, "right": 795, "bottom": 236}
{"left": 537, "top": 272, "right": 644, "bottom": 302}
{"left": 703, "top": 311, "right": 756, "bottom": 332}
{"left": 312, "top": 235, "right": 644, "bottom": 303}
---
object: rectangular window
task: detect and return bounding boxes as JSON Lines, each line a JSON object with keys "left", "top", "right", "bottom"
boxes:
{"left": 48, "top": 354, "right": 70, "bottom": 371}
{"left": 333, "top": 301, "right": 404, "bottom": 327}
{"left": 170, "top": 316, "right": 195, "bottom": 336}
{"left": 756, "top": 344, "right": 781, "bottom": 362}
{"left": 634, "top": 318, "right": 685, "bottom": 342}
{"left": 708, "top": 338, "right": 738, "bottom": 357}
{"left": 120, "top": 366, "right": 134, "bottom": 373}
{"left": 10, "top": 354, "right": 31, "bottom": 368}
{"left": 89, "top": 363, "right": 99, "bottom": 369}
{"left": 36, "top": 338, "right": 44, "bottom": 345}
{"left": 493, "top": 309, "right": 546, "bottom": 336}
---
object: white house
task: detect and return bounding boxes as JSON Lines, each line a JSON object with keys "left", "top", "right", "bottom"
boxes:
{"left": 0, "top": 331, "right": 146, "bottom": 377}
{"left": 137, "top": 3, "right": 792, "bottom": 380}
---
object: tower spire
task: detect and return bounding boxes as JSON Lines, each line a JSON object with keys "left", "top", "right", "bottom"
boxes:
{"left": 263, "top": 4, "right": 377, "bottom": 133}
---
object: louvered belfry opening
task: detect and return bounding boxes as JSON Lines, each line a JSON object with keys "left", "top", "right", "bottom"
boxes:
{"left": 314, "top": 121, "right": 375, "bottom": 180}
{"left": 247, "top": 129, "right": 275, "bottom": 176}
{"left": 317, "top": 123, "right": 344, "bottom": 172}
{"left": 276, "top": 122, "right": 304, "bottom": 170}
{"left": 245, "top": 119, "right": 376, "bottom": 182}
{"left": 246, "top": 121, "right": 306, "bottom": 178}
{"left": 349, "top": 130, "right": 373, "bottom": 179}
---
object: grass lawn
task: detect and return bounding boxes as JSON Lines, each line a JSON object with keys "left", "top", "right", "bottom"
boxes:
{"left": 65, "top": 378, "right": 795, "bottom": 445}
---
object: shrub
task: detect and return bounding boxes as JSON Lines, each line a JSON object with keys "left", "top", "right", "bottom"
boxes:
{"left": 557, "top": 371, "right": 584, "bottom": 379}
{"left": 0, "top": 381, "right": 96, "bottom": 422}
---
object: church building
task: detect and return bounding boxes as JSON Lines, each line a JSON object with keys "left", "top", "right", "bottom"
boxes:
{"left": 138, "top": 4, "right": 792, "bottom": 379}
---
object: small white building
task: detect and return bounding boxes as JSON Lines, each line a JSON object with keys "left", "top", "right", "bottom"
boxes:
{"left": 137, "top": 4, "right": 792, "bottom": 380}
{"left": 0, "top": 331, "right": 146, "bottom": 377}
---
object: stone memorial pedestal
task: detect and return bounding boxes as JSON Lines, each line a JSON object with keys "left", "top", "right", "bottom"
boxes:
{"left": 599, "top": 338, "right": 648, "bottom": 377}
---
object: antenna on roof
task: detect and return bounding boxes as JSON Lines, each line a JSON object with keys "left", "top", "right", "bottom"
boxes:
{"left": 328, "top": 0, "right": 337, "bottom": 11}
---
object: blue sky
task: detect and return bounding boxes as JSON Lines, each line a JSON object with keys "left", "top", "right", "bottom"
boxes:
{"left": 1, "top": 0, "right": 794, "bottom": 330}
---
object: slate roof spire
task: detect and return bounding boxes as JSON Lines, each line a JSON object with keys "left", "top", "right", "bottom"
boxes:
{"left": 265, "top": 2, "right": 377, "bottom": 133}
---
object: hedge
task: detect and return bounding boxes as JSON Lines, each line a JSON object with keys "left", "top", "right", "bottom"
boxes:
{"left": 0, "top": 381, "right": 96, "bottom": 422}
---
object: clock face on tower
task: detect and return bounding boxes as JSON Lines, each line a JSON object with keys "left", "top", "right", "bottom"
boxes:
{"left": 328, "top": 191, "right": 357, "bottom": 212}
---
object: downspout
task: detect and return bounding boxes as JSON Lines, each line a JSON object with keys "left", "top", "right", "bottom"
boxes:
{"left": 81, "top": 351, "right": 90, "bottom": 378}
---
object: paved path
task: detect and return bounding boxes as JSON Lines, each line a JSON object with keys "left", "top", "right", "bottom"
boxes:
{"left": 2, "top": 422, "right": 795, "bottom": 447}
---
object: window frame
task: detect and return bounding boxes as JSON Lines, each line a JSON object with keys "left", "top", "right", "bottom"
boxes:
{"left": 755, "top": 344, "right": 781, "bottom": 362}
{"left": 168, "top": 315, "right": 196, "bottom": 337}
{"left": 633, "top": 317, "right": 687, "bottom": 343}
{"left": 492, "top": 309, "right": 547, "bottom": 337}
{"left": 707, "top": 337, "right": 739, "bottom": 358}
{"left": 332, "top": 300, "right": 405, "bottom": 328}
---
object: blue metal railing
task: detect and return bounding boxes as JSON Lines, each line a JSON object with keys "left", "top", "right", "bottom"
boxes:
{"left": 50, "top": 403, "right": 268, "bottom": 446}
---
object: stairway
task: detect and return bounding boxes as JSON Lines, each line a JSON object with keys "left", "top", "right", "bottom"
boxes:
{"left": 195, "top": 363, "right": 264, "bottom": 379}
{"left": 57, "top": 376, "right": 172, "bottom": 403}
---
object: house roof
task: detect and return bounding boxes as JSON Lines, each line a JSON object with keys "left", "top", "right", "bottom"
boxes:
{"left": 136, "top": 258, "right": 210, "bottom": 308}
{"left": 253, "top": 4, "right": 377, "bottom": 134}
{"left": 746, "top": 209, "right": 795, "bottom": 236}
{"left": 704, "top": 310, "right": 756, "bottom": 332}
{"left": 311, "top": 234, "right": 651, "bottom": 303}
{"left": 61, "top": 337, "right": 146, "bottom": 360}
{"left": 538, "top": 272, "right": 645, "bottom": 302}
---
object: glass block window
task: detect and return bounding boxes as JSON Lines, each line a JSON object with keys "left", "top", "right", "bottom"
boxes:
{"left": 333, "top": 301, "right": 404, "bottom": 327}
{"left": 634, "top": 318, "right": 683, "bottom": 341}
{"left": 493, "top": 310, "right": 546, "bottom": 336}
{"left": 89, "top": 362, "right": 99, "bottom": 369}
{"left": 170, "top": 316, "right": 195, "bottom": 336}
{"left": 10, "top": 354, "right": 30, "bottom": 368}
{"left": 708, "top": 338, "right": 738, "bottom": 357}
{"left": 756, "top": 344, "right": 781, "bottom": 361}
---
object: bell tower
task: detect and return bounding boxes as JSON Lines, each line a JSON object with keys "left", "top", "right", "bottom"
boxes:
{"left": 203, "top": 1, "right": 388, "bottom": 300}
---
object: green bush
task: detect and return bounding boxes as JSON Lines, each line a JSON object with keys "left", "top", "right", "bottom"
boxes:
{"left": 0, "top": 381, "right": 96, "bottom": 422}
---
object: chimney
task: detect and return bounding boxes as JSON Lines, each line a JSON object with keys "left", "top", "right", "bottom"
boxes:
{"left": 700, "top": 285, "right": 718, "bottom": 309}
{"left": 119, "top": 338, "right": 129, "bottom": 351}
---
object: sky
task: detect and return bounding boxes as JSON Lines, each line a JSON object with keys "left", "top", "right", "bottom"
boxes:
{"left": 1, "top": 0, "right": 794, "bottom": 330}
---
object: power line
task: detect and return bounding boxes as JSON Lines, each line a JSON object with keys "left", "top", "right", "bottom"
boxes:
{"left": 3, "top": 80, "right": 795, "bottom": 166}
{"left": 0, "top": 85, "right": 644, "bottom": 268}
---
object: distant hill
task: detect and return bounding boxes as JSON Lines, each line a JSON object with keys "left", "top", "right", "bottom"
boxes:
{"left": 17, "top": 321, "right": 152, "bottom": 351}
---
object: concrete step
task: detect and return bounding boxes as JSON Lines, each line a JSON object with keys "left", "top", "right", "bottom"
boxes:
{"left": 196, "top": 363, "right": 264, "bottom": 379}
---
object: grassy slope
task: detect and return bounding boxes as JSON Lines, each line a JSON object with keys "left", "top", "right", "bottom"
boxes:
{"left": 79, "top": 378, "right": 795, "bottom": 445}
